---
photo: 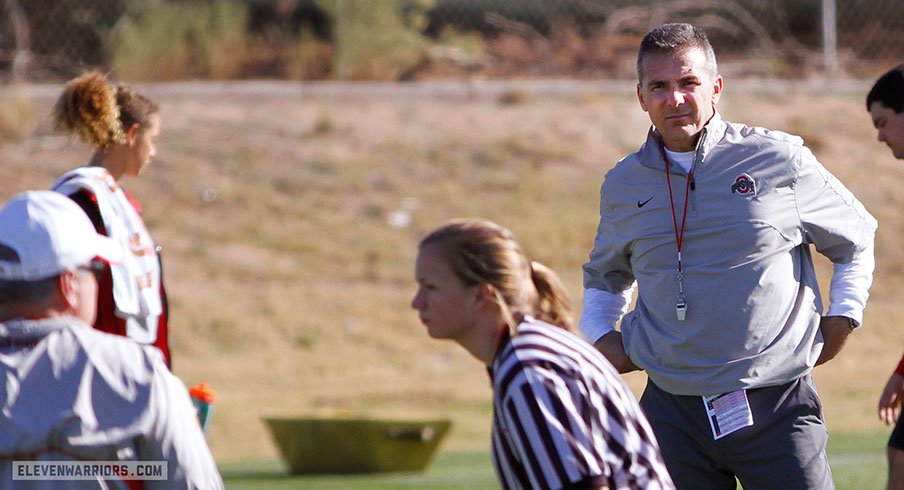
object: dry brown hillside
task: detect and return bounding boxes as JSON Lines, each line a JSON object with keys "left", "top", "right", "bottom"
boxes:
{"left": 0, "top": 80, "right": 899, "bottom": 464}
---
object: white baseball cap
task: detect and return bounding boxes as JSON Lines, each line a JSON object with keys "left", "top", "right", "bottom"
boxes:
{"left": 0, "top": 191, "right": 123, "bottom": 280}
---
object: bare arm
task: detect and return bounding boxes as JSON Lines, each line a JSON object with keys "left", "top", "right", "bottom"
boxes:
{"left": 814, "top": 316, "right": 855, "bottom": 366}
{"left": 879, "top": 372, "right": 904, "bottom": 426}
{"left": 593, "top": 331, "right": 640, "bottom": 373}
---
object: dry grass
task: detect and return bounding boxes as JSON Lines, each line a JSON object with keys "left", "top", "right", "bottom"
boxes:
{"left": 0, "top": 86, "right": 36, "bottom": 140}
{"left": 0, "top": 82, "right": 899, "bottom": 464}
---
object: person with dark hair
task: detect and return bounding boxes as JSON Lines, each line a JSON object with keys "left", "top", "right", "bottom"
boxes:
{"left": 0, "top": 191, "right": 222, "bottom": 488}
{"left": 867, "top": 64, "right": 904, "bottom": 160}
{"left": 49, "top": 71, "right": 171, "bottom": 367}
{"left": 869, "top": 63, "right": 904, "bottom": 490}
{"left": 581, "top": 23, "right": 877, "bottom": 489}
{"left": 412, "top": 218, "right": 674, "bottom": 490}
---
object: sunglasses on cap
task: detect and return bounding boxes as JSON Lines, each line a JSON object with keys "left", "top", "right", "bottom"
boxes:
{"left": 78, "top": 259, "right": 106, "bottom": 282}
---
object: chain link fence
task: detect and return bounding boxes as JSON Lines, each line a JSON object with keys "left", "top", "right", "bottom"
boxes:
{"left": 1, "top": 0, "right": 902, "bottom": 83}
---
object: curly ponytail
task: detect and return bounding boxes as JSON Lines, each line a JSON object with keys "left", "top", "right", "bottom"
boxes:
{"left": 53, "top": 71, "right": 124, "bottom": 148}
{"left": 52, "top": 71, "right": 159, "bottom": 149}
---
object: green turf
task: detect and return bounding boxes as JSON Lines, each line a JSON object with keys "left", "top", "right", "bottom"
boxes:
{"left": 221, "top": 450, "right": 498, "bottom": 489}
{"left": 221, "top": 431, "right": 890, "bottom": 489}
{"left": 827, "top": 431, "right": 888, "bottom": 490}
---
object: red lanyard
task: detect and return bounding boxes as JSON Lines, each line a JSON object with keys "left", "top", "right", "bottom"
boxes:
{"left": 659, "top": 142, "right": 693, "bottom": 275}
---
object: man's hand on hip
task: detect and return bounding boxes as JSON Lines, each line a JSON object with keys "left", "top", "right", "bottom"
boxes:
{"left": 594, "top": 331, "right": 640, "bottom": 373}
{"left": 815, "top": 316, "right": 856, "bottom": 366}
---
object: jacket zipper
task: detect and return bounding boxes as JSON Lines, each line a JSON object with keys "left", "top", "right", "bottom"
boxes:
{"left": 689, "top": 128, "right": 706, "bottom": 214}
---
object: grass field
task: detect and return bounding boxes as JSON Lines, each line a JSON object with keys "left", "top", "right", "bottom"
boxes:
{"left": 2, "top": 79, "right": 902, "bottom": 488}
{"left": 219, "top": 431, "right": 890, "bottom": 489}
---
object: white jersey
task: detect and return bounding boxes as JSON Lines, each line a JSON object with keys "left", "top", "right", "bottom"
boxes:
{"left": 0, "top": 317, "right": 223, "bottom": 489}
{"left": 52, "top": 167, "right": 163, "bottom": 346}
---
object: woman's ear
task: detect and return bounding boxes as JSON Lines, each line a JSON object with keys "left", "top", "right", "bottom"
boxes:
{"left": 474, "top": 283, "right": 497, "bottom": 305}
{"left": 124, "top": 123, "right": 141, "bottom": 146}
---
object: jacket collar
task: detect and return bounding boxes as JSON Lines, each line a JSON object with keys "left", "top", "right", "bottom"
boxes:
{"left": 0, "top": 316, "right": 81, "bottom": 341}
{"left": 639, "top": 112, "right": 727, "bottom": 172}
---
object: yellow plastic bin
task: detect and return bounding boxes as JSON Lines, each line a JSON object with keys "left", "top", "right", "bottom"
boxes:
{"left": 262, "top": 413, "right": 452, "bottom": 474}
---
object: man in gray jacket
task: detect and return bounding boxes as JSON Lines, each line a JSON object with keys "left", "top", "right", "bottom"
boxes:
{"left": 581, "top": 23, "right": 876, "bottom": 490}
{"left": 0, "top": 191, "right": 224, "bottom": 489}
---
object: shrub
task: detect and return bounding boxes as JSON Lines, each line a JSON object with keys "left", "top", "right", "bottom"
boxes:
{"left": 330, "top": 0, "right": 433, "bottom": 80}
{"left": 106, "top": 0, "right": 249, "bottom": 81}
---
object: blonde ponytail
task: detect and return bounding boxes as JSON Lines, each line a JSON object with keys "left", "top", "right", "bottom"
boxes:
{"left": 530, "top": 261, "right": 574, "bottom": 332}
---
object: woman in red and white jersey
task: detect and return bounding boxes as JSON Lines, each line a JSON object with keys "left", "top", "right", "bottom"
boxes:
{"left": 49, "top": 71, "right": 171, "bottom": 367}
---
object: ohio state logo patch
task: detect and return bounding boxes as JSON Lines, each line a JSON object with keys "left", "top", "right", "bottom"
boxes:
{"left": 731, "top": 173, "right": 756, "bottom": 195}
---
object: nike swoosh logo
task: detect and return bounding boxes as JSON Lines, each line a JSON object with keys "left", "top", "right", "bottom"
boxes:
{"left": 637, "top": 197, "right": 654, "bottom": 208}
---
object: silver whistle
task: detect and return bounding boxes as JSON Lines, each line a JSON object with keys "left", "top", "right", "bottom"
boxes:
{"left": 676, "top": 296, "right": 687, "bottom": 321}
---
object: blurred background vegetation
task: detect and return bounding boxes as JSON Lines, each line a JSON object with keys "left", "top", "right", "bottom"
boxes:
{"left": 2, "top": 0, "right": 903, "bottom": 84}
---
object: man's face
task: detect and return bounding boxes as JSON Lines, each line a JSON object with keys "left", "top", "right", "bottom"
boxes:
{"left": 869, "top": 101, "right": 904, "bottom": 160}
{"left": 637, "top": 48, "right": 723, "bottom": 152}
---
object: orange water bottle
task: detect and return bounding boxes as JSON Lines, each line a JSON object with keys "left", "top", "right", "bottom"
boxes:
{"left": 189, "top": 382, "right": 216, "bottom": 433}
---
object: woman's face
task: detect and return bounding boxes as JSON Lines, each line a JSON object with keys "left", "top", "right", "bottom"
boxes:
{"left": 125, "top": 114, "right": 160, "bottom": 177}
{"left": 412, "top": 243, "right": 480, "bottom": 342}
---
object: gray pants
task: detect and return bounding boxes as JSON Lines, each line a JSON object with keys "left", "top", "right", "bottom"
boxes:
{"left": 640, "top": 375, "right": 834, "bottom": 490}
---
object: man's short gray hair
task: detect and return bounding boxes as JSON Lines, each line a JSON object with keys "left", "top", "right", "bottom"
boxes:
{"left": 637, "top": 23, "right": 719, "bottom": 82}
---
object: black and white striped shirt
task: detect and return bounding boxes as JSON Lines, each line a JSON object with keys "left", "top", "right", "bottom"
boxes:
{"left": 489, "top": 317, "right": 674, "bottom": 490}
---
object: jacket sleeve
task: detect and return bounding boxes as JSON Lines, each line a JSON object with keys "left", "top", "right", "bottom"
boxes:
{"left": 795, "top": 146, "right": 877, "bottom": 322}
{"left": 580, "top": 286, "right": 635, "bottom": 343}
{"left": 795, "top": 145, "right": 877, "bottom": 262}
{"left": 825, "top": 242, "right": 874, "bottom": 324}
{"left": 582, "top": 180, "right": 636, "bottom": 293}
{"left": 580, "top": 179, "right": 637, "bottom": 341}
{"left": 141, "top": 354, "right": 224, "bottom": 489}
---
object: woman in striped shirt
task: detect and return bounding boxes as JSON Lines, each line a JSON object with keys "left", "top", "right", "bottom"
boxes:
{"left": 412, "top": 218, "right": 674, "bottom": 490}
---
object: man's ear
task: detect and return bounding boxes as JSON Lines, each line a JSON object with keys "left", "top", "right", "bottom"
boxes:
{"left": 637, "top": 83, "right": 649, "bottom": 112}
{"left": 711, "top": 74, "right": 724, "bottom": 105}
{"left": 57, "top": 270, "right": 80, "bottom": 311}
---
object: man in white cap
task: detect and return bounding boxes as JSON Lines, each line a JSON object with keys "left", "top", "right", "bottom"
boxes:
{"left": 0, "top": 191, "right": 223, "bottom": 489}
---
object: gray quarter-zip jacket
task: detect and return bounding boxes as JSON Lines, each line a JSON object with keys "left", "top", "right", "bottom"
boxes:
{"left": 583, "top": 113, "right": 877, "bottom": 396}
